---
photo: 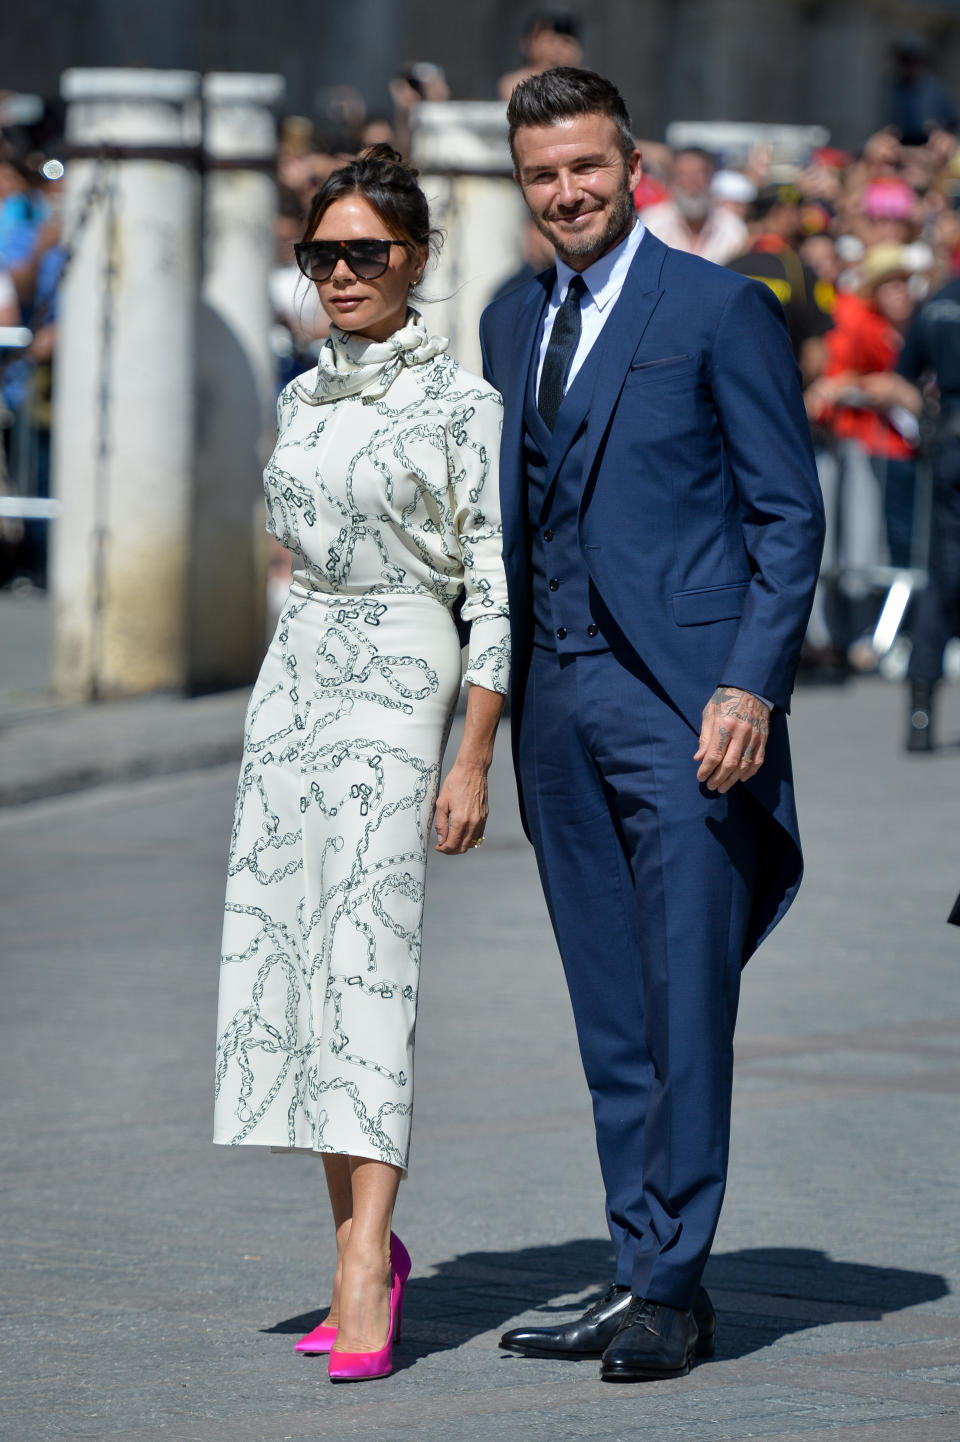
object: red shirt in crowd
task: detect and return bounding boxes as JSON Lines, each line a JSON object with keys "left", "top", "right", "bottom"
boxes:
{"left": 820, "top": 291, "right": 916, "bottom": 460}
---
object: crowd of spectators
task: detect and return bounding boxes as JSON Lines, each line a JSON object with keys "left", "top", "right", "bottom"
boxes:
{"left": 3, "top": 17, "right": 960, "bottom": 736}
{"left": 635, "top": 126, "right": 960, "bottom": 687}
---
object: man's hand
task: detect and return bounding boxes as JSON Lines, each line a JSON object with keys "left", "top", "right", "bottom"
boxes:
{"left": 694, "top": 686, "right": 770, "bottom": 793}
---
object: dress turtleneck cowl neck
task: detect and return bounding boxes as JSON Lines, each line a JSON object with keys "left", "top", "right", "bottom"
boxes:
{"left": 298, "top": 308, "right": 448, "bottom": 405}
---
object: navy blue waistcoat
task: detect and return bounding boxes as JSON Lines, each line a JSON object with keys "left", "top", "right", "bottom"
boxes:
{"left": 524, "top": 338, "right": 609, "bottom": 653}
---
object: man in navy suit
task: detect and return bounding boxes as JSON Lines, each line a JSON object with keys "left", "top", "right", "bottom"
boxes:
{"left": 480, "top": 69, "right": 824, "bottom": 1382}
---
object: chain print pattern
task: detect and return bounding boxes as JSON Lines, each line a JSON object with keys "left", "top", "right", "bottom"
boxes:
{"left": 214, "top": 340, "right": 509, "bottom": 1171}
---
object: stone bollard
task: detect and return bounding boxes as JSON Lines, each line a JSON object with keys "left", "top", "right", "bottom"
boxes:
{"left": 411, "top": 102, "right": 527, "bottom": 375}
{"left": 52, "top": 68, "right": 203, "bottom": 700}
{"left": 190, "top": 72, "right": 284, "bottom": 692}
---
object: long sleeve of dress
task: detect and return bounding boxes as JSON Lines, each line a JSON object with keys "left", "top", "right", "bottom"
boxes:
{"left": 445, "top": 386, "right": 511, "bottom": 694}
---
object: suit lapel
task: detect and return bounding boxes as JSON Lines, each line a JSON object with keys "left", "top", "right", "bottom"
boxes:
{"left": 497, "top": 272, "right": 551, "bottom": 559}
{"left": 579, "top": 230, "right": 668, "bottom": 498}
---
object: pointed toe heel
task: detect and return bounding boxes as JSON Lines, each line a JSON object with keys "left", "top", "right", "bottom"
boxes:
{"left": 328, "top": 1233, "right": 410, "bottom": 1384}
{"left": 295, "top": 1321, "right": 338, "bottom": 1355}
{"left": 328, "top": 1342, "right": 394, "bottom": 1382}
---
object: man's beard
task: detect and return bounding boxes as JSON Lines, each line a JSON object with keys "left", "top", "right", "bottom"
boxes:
{"left": 535, "top": 183, "right": 636, "bottom": 267}
{"left": 675, "top": 189, "right": 711, "bottom": 222}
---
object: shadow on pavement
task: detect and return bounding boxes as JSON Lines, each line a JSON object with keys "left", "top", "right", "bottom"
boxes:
{"left": 705, "top": 1246, "right": 949, "bottom": 1359}
{"left": 264, "top": 1238, "right": 949, "bottom": 1368}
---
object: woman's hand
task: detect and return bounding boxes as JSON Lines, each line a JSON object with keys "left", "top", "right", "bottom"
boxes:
{"left": 433, "top": 684, "right": 504, "bottom": 855}
{"left": 434, "top": 759, "right": 489, "bottom": 854}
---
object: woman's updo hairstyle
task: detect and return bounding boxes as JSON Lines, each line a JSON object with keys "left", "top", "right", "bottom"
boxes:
{"left": 301, "top": 144, "right": 442, "bottom": 271}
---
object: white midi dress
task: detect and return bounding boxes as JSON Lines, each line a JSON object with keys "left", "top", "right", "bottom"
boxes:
{"left": 213, "top": 314, "right": 509, "bottom": 1172}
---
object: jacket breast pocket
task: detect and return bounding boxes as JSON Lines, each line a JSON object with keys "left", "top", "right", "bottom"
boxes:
{"left": 629, "top": 353, "right": 695, "bottom": 375}
{"left": 672, "top": 580, "right": 750, "bottom": 626}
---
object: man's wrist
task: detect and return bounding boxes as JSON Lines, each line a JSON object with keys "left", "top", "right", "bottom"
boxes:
{"left": 718, "top": 683, "right": 773, "bottom": 710}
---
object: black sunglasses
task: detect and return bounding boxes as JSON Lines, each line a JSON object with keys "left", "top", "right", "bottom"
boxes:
{"left": 294, "top": 238, "right": 409, "bottom": 282}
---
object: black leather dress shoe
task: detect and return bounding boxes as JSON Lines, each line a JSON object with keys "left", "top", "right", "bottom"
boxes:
{"left": 500, "top": 1282, "right": 632, "bottom": 1359}
{"left": 600, "top": 1297, "right": 699, "bottom": 1382}
{"left": 692, "top": 1284, "right": 716, "bottom": 1358}
{"left": 500, "top": 1284, "right": 716, "bottom": 1362}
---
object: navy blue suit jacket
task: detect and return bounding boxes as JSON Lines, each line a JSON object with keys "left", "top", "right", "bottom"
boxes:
{"left": 479, "top": 228, "right": 825, "bottom": 957}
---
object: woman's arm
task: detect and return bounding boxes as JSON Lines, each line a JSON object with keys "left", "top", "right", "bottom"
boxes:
{"left": 434, "top": 381, "right": 510, "bottom": 855}
{"left": 433, "top": 684, "right": 504, "bottom": 855}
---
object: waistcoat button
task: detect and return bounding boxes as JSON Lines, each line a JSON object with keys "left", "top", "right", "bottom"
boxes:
{"left": 587, "top": 623, "right": 599, "bottom": 637}
{"left": 548, "top": 577, "right": 559, "bottom": 591}
{"left": 556, "top": 626, "right": 567, "bottom": 640}
{"left": 544, "top": 529, "right": 555, "bottom": 542}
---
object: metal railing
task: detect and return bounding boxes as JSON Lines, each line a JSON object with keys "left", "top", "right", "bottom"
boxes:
{"left": 815, "top": 432, "right": 933, "bottom": 669}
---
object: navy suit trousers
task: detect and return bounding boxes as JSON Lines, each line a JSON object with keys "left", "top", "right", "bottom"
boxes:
{"left": 518, "top": 641, "right": 759, "bottom": 1308}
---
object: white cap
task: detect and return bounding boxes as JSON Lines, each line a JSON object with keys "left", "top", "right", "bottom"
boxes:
{"left": 835, "top": 233, "right": 866, "bottom": 264}
{"left": 902, "top": 241, "right": 935, "bottom": 272}
{"left": 710, "top": 169, "right": 757, "bottom": 203}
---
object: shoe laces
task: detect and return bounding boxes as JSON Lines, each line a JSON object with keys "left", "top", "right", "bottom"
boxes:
{"left": 621, "top": 1296, "right": 660, "bottom": 1331}
{"left": 586, "top": 1282, "right": 629, "bottom": 1318}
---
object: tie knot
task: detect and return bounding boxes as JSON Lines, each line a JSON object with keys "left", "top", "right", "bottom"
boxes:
{"left": 564, "top": 275, "right": 587, "bottom": 304}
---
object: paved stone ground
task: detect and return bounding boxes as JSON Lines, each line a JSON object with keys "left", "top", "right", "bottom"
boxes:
{"left": 0, "top": 593, "right": 247, "bottom": 806}
{"left": 2, "top": 657, "right": 960, "bottom": 1440}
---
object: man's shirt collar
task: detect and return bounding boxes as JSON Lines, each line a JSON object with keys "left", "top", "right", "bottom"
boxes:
{"left": 554, "top": 219, "right": 645, "bottom": 312}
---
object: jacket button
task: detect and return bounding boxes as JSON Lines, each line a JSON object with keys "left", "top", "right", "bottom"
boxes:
{"left": 556, "top": 626, "right": 567, "bottom": 640}
{"left": 544, "top": 529, "right": 554, "bottom": 542}
{"left": 548, "top": 577, "right": 559, "bottom": 591}
{"left": 587, "top": 623, "right": 598, "bottom": 637}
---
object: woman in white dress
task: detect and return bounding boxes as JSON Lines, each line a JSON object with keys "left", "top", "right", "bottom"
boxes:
{"left": 213, "top": 147, "right": 509, "bottom": 1381}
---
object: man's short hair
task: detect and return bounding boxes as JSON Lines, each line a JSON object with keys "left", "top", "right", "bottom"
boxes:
{"left": 524, "top": 11, "right": 581, "bottom": 40}
{"left": 507, "top": 66, "right": 635, "bottom": 163}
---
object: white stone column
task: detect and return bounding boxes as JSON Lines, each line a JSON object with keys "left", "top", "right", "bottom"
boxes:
{"left": 51, "top": 68, "right": 202, "bottom": 699}
{"left": 411, "top": 102, "right": 528, "bottom": 375}
{"left": 189, "top": 72, "right": 284, "bottom": 692}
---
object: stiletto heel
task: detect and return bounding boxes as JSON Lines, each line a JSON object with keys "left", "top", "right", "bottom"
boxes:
{"left": 328, "top": 1233, "right": 411, "bottom": 1383}
{"left": 295, "top": 1321, "right": 338, "bottom": 1355}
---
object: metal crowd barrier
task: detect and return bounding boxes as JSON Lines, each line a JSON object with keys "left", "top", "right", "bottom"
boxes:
{"left": 1, "top": 329, "right": 58, "bottom": 514}
{"left": 1, "top": 330, "right": 58, "bottom": 596}
{"left": 815, "top": 431, "right": 933, "bottom": 666}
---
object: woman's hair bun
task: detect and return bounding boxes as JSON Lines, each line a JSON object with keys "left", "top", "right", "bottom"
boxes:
{"left": 357, "top": 143, "right": 420, "bottom": 181}
{"left": 301, "top": 141, "right": 440, "bottom": 258}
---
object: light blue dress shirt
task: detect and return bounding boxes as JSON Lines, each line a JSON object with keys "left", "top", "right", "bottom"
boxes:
{"left": 535, "top": 219, "right": 646, "bottom": 395}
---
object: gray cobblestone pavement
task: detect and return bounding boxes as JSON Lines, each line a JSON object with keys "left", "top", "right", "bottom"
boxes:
{"left": 2, "top": 610, "right": 960, "bottom": 1439}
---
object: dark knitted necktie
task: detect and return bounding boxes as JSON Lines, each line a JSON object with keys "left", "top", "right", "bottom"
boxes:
{"left": 538, "top": 274, "right": 587, "bottom": 430}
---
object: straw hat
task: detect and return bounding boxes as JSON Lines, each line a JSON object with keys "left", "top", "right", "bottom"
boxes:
{"left": 859, "top": 243, "right": 911, "bottom": 294}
